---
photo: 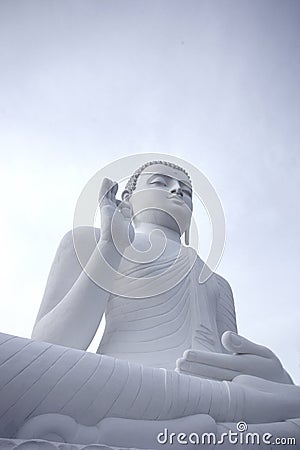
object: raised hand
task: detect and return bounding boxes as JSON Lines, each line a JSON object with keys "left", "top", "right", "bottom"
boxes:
{"left": 98, "top": 177, "right": 134, "bottom": 252}
{"left": 175, "top": 331, "right": 293, "bottom": 384}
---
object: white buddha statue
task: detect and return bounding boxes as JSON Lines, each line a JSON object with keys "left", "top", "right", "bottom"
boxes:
{"left": 0, "top": 160, "right": 299, "bottom": 450}
{"left": 32, "top": 160, "right": 228, "bottom": 367}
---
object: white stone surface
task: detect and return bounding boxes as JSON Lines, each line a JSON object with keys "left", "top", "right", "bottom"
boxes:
{"left": 0, "top": 438, "right": 150, "bottom": 450}
{"left": 1, "top": 162, "right": 299, "bottom": 449}
{"left": 0, "top": 332, "right": 299, "bottom": 449}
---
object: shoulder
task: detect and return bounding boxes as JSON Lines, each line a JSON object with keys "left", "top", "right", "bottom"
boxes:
{"left": 59, "top": 226, "right": 101, "bottom": 249}
{"left": 213, "top": 273, "right": 234, "bottom": 298}
{"left": 193, "top": 253, "right": 232, "bottom": 293}
{"left": 56, "top": 227, "right": 101, "bottom": 267}
{"left": 33, "top": 227, "right": 101, "bottom": 325}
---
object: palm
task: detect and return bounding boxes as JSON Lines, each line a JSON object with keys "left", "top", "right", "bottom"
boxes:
{"left": 99, "top": 178, "right": 134, "bottom": 250}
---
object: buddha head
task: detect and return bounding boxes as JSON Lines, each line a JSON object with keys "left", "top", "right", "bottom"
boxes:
{"left": 121, "top": 160, "right": 193, "bottom": 244}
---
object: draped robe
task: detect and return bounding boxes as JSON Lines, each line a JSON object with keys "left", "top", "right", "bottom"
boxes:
{"left": 0, "top": 228, "right": 299, "bottom": 448}
{"left": 98, "top": 231, "right": 237, "bottom": 369}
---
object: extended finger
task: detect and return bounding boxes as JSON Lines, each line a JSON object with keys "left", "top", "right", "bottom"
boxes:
{"left": 221, "top": 331, "right": 276, "bottom": 359}
{"left": 99, "top": 178, "right": 114, "bottom": 203}
{"left": 110, "top": 181, "right": 118, "bottom": 203}
{"left": 176, "top": 358, "right": 241, "bottom": 381}
{"left": 183, "top": 349, "right": 261, "bottom": 372}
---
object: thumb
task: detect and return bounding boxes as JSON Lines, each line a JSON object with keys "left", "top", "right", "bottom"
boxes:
{"left": 221, "top": 331, "right": 275, "bottom": 359}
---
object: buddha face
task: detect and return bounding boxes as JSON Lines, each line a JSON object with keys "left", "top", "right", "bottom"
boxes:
{"left": 127, "top": 163, "right": 193, "bottom": 236}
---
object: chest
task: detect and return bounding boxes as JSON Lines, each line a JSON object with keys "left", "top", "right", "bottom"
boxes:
{"left": 105, "top": 260, "right": 221, "bottom": 352}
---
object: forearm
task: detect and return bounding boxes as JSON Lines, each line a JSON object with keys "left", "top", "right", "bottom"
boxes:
{"left": 31, "top": 241, "right": 122, "bottom": 350}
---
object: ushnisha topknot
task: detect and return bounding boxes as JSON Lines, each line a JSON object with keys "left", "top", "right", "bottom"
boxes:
{"left": 122, "top": 160, "right": 192, "bottom": 200}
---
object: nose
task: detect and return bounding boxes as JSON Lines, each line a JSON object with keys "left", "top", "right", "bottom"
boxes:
{"left": 170, "top": 183, "right": 183, "bottom": 197}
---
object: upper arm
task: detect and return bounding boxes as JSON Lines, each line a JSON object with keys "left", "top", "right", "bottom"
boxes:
{"left": 33, "top": 226, "right": 101, "bottom": 326}
{"left": 215, "top": 274, "right": 238, "bottom": 343}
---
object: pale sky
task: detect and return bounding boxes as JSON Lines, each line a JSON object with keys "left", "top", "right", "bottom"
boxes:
{"left": 0, "top": 0, "right": 299, "bottom": 382}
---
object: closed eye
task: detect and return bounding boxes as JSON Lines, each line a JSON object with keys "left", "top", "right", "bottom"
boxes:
{"left": 149, "top": 179, "right": 167, "bottom": 187}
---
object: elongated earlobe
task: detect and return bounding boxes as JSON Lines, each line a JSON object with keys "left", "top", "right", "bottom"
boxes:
{"left": 184, "top": 226, "right": 190, "bottom": 245}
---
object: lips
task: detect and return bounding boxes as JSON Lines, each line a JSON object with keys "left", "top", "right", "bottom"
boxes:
{"left": 168, "top": 195, "right": 184, "bottom": 204}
